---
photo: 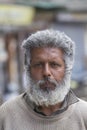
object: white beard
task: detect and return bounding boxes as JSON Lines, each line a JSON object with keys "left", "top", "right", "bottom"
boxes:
{"left": 25, "top": 71, "right": 71, "bottom": 107}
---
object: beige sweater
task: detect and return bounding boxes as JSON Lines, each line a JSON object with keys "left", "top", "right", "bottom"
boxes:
{"left": 0, "top": 93, "right": 87, "bottom": 130}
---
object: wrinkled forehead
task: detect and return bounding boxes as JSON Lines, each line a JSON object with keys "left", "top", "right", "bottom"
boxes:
{"left": 30, "top": 47, "right": 65, "bottom": 63}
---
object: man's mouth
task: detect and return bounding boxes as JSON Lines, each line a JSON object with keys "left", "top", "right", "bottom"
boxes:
{"left": 39, "top": 81, "right": 56, "bottom": 91}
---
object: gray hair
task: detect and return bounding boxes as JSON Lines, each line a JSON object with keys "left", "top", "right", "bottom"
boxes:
{"left": 22, "top": 29, "right": 75, "bottom": 72}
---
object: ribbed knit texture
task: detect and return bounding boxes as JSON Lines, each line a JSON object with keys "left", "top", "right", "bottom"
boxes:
{"left": 0, "top": 94, "right": 87, "bottom": 130}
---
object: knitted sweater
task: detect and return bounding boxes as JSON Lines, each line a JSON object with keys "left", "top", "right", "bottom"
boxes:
{"left": 0, "top": 93, "right": 87, "bottom": 130}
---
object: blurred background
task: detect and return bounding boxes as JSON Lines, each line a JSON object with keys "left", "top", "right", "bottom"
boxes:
{"left": 0, "top": 0, "right": 87, "bottom": 105}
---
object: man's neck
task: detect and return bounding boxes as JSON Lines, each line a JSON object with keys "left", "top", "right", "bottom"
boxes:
{"left": 38, "top": 102, "right": 63, "bottom": 116}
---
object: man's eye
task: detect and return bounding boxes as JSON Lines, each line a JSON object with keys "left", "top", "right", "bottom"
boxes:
{"left": 32, "top": 63, "right": 43, "bottom": 68}
{"left": 50, "top": 63, "right": 61, "bottom": 68}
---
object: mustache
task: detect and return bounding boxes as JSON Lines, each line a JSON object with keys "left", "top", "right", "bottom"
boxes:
{"left": 38, "top": 78, "right": 58, "bottom": 85}
{"left": 35, "top": 78, "right": 59, "bottom": 92}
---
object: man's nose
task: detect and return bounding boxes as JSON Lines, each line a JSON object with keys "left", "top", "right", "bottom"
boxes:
{"left": 43, "top": 64, "right": 51, "bottom": 78}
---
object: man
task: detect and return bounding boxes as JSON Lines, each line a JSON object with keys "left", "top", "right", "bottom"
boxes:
{"left": 0, "top": 29, "right": 87, "bottom": 130}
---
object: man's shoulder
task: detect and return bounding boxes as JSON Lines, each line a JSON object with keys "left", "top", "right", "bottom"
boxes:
{"left": 78, "top": 98, "right": 87, "bottom": 125}
{"left": 75, "top": 98, "right": 87, "bottom": 112}
{"left": 0, "top": 94, "right": 24, "bottom": 116}
{"left": 77, "top": 98, "right": 87, "bottom": 108}
{"left": 75, "top": 98, "right": 87, "bottom": 122}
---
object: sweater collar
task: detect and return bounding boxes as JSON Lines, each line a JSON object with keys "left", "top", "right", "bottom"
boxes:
{"left": 23, "top": 89, "right": 79, "bottom": 116}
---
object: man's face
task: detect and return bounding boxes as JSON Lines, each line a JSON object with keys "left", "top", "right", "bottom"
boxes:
{"left": 30, "top": 47, "right": 65, "bottom": 91}
{"left": 26, "top": 47, "right": 70, "bottom": 106}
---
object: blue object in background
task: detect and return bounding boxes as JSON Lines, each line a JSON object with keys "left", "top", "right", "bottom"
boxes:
{"left": 53, "top": 23, "right": 87, "bottom": 82}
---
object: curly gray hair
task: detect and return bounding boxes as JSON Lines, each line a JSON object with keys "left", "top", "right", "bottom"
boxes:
{"left": 22, "top": 29, "right": 75, "bottom": 73}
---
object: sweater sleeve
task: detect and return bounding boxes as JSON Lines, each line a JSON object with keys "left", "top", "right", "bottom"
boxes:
{"left": 0, "top": 99, "right": 16, "bottom": 130}
{"left": 77, "top": 99, "right": 87, "bottom": 128}
{"left": 0, "top": 106, "right": 4, "bottom": 130}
